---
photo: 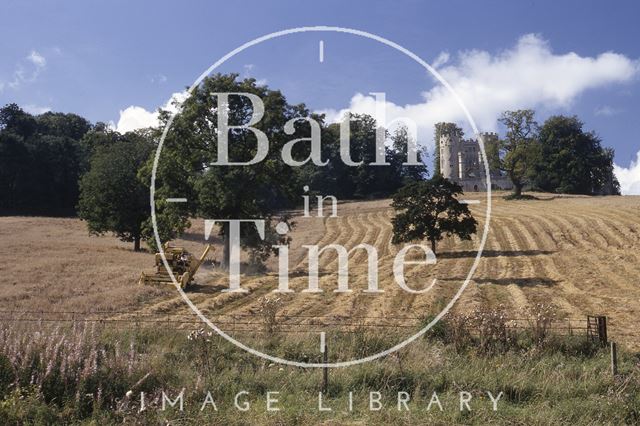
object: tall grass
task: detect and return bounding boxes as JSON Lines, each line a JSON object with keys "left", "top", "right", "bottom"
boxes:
{"left": 0, "top": 319, "right": 638, "bottom": 425}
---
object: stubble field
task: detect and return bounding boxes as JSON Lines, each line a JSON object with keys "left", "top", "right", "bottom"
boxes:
{"left": 1, "top": 193, "right": 639, "bottom": 349}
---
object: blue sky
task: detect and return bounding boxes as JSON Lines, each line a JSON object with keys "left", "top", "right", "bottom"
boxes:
{"left": 1, "top": 0, "right": 639, "bottom": 192}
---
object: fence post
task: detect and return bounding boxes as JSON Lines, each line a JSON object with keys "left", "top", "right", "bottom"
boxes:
{"left": 610, "top": 341, "right": 618, "bottom": 376}
{"left": 322, "top": 341, "right": 328, "bottom": 394}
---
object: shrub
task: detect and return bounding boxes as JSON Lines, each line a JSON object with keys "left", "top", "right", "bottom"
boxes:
{"left": 442, "top": 306, "right": 510, "bottom": 354}
{"left": 442, "top": 313, "right": 473, "bottom": 353}
{"left": 522, "top": 303, "right": 561, "bottom": 346}
{"left": 257, "top": 296, "right": 284, "bottom": 333}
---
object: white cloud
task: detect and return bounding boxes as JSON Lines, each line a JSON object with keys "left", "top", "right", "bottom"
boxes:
{"left": 3, "top": 50, "right": 47, "bottom": 91}
{"left": 150, "top": 74, "right": 167, "bottom": 84}
{"left": 243, "top": 63, "right": 267, "bottom": 86}
{"left": 116, "top": 91, "right": 188, "bottom": 133}
{"left": 594, "top": 105, "right": 620, "bottom": 116}
{"left": 318, "top": 34, "right": 639, "bottom": 149}
{"left": 27, "top": 50, "right": 46, "bottom": 68}
{"left": 614, "top": 151, "right": 640, "bottom": 195}
{"left": 432, "top": 51, "right": 450, "bottom": 69}
{"left": 115, "top": 106, "right": 159, "bottom": 133}
{"left": 23, "top": 104, "right": 51, "bottom": 115}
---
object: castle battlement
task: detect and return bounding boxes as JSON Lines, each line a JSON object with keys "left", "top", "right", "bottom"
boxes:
{"left": 439, "top": 129, "right": 512, "bottom": 192}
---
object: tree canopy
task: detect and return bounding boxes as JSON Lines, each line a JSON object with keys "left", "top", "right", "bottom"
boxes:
{"left": 497, "top": 109, "right": 541, "bottom": 197}
{"left": 484, "top": 110, "right": 620, "bottom": 197}
{"left": 0, "top": 104, "right": 92, "bottom": 215}
{"left": 391, "top": 175, "right": 477, "bottom": 255}
{"left": 151, "top": 74, "right": 307, "bottom": 266}
{"left": 78, "top": 129, "right": 154, "bottom": 251}
{"left": 534, "top": 115, "right": 620, "bottom": 195}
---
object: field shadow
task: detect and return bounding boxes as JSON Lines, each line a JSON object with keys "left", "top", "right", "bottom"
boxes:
{"left": 439, "top": 249, "right": 555, "bottom": 259}
{"left": 475, "top": 277, "right": 558, "bottom": 287}
{"left": 442, "top": 276, "right": 558, "bottom": 287}
{"left": 187, "top": 282, "right": 230, "bottom": 294}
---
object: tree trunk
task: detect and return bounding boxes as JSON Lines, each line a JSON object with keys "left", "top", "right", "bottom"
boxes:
{"left": 431, "top": 239, "right": 437, "bottom": 256}
{"left": 513, "top": 182, "right": 523, "bottom": 197}
{"left": 509, "top": 171, "right": 523, "bottom": 197}
{"left": 134, "top": 236, "right": 141, "bottom": 252}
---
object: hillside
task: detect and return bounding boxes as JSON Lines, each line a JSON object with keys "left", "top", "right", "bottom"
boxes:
{"left": 2, "top": 193, "right": 639, "bottom": 349}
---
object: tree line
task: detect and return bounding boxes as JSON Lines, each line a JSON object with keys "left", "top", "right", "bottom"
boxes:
{"left": 0, "top": 74, "right": 621, "bottom": 254}
{"left": 0, "top": 74, "right": 427, "bottom": 254}
{"left": 434, "top": 109, "right": 620, "bottom": 197}
{"left": 0, "top": 104, "right": 92, "bottom": 215}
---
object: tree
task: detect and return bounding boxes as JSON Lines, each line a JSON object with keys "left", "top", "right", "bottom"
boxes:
{"left": 598, "top": 147, "right": 621, "bottom": 195}
{"left": 498, "top": 110, "right": 540, "bottom": 197}
{"left": 0, "top": 104, "right": 92, "bottom": 215}
{"left": 535, "top": 115, "right": 621, "bottom": 195}
{"left": 36, "top": 111, "right": 91, "bottom": 140}
{"left": 433, "top": 122, "right": 463, "bottom": 176}
{"left": 391, "top": 175, "right": 477, "bottom": 255}
{"left": 298, "top": 116, "right": 425, "bottom": 200}
{"left": 335, "top": 114, "right": 414, "bottom": 198}
{"left": 153, "top": 74, "right": 302, "bottom": 267}
{"left": 78, "top": 130, "right": 153, "bottom": 251}
{"left": 483, "top": 134, "right": 502, "bottom": 177}
{"left": 390, "top": 125, "right": 428, "bottom": 185}
{"left": 0, "top": 103, "right": 37, "bottom": 137}
{"left": 0, "top": 132, "right": 31, "bottom": 212}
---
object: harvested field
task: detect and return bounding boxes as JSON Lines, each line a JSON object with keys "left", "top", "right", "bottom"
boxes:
{"left": 0, "top": 217, "right": 164, "bottom": 313}
{"left": 1, "top": 193, "right": 639, "bottom": 349}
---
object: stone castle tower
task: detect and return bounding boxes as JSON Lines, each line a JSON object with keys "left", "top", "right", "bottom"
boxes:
{"left": 439, "top": 130, "right": 512, "bottom": 192}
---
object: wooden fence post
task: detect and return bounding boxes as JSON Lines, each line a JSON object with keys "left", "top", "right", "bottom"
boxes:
{"left": 610, "top": 341, "right": 618, "bottom": 376}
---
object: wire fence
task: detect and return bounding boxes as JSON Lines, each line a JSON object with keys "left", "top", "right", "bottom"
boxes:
{"left": 0, "top": 309, "right": 619, "bottom": 339}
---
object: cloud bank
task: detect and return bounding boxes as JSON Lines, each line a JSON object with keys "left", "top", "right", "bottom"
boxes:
{"left": 320, "top": 34, "right": 638, "bottom": 145}
{"left": 614, "top": 152, "right": 640, "bottom": 195}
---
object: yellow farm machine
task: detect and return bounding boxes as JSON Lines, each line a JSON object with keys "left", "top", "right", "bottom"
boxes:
{"left": 138, "top": 243, "right": 212, "bottom": 290}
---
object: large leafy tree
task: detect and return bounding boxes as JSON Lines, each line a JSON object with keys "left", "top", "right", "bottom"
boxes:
{"left": 535, "top": 115, "right": 620, "bottom": 195}
{"left": 78, "top": 130, "right": 153, "bottom": 251}
{"left": 391, "top": 175, "right": 477, "bottom": 255}
{"left": 497, "top": 109, "right": 541, "bottom": 197}
{"left": 153, "top": 74, "right": 306, "bottom": 267}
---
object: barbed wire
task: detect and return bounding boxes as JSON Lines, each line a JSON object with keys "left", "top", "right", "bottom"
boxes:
{"left": 0, "top": 309, "right": 590, "bottom": 323}
{"left": 0, "top": 310, "right": 634, "bottom": 339}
